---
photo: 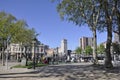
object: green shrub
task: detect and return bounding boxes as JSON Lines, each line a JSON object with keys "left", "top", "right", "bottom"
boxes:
{"left": 36, "top": 63, "right": 48, "bottom": 67}
{"left": 12, "top": 65, "right": 28, "bottom": 68}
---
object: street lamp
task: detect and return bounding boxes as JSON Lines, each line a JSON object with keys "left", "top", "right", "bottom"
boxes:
{"left": 6, "top": 41, "right": 10, "bottom": 69}
{"left": 32, "top": 38, "right": 36, "bottom": 69}
{"left": 6, "top": 47, "right": 10, "bottom": 69}
{"left": 56, "top": 47, "right": 58, "bottom": 64}
{"left": 114, "top": 51, "right": 116, "bottom": 61}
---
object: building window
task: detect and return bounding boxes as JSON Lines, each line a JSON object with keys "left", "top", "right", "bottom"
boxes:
{"left": 41, "top": 48, "right": 43, "bottom": 52}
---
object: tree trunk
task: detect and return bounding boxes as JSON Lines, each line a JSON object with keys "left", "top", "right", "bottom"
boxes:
{"left": 25, "top": 54, "right": 28, "bottom": 66}
{"left": 2, "top": 47, "right": 5, "bottom": 66}
{"left": 118, "top": 15, "right": 120, "bottom": 43}
{"left": 0, "top": 52, "right": 2, "bottom": 59}
{"left": 115, "top": 0, "right": 120, "bottom": 44}
{"left": 104, "top": 0, "right": 113, "bottom": 68}
{"left": 105, "top": 26, "right": 113, "bottom": 68}
{"left": 92, "top": 28, "right": 98, "bottom": 64}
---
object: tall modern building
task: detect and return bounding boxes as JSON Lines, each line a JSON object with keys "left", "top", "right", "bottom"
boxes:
{"left": 60, "top": 39, "right": 67, "bottom": 54}
{"left": 80, "top": 37, "right": 93, "bottom": 50}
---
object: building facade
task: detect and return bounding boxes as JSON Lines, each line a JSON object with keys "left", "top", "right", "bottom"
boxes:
{"left": 80, "top": 37, "right": 93, "bottom": 50}
{"left": 60, "top": 39, "right": 67, "bottom": 55}
{"left": 114, "top": 33, "right": 120, "bottom": 43}
{"left": 4, "top": 42, "right": 49, "bottom": 60}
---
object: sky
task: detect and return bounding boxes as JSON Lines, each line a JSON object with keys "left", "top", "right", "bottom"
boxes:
{"left": 0, "top": 0, "right": 107, "bottom": 50}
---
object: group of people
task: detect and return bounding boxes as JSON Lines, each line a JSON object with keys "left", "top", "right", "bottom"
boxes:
{"left": 42, "top": 57, "right": 56, "bottom": 64}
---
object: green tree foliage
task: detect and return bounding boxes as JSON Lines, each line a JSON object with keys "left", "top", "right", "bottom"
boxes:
{"left": 54, "top": 0, "right": 117, "bottom": 68}
{"left": 0, "top": 12, "right": 17, "bottom": 66}
{"left": 0, "top": 12, "right": 36, "bottom": 46}
{"left": 0, "top": 12, "right": 16, "bottom": 46}
{"left": 11, "top": 20, "right": 36, "bottom": 45}
{"left": 75, "top": 47, "right": 82, "bottom": 54}
{"left": 85, "top": 46, "right": 93, "bottom": 55}
{"left": 55, "top": 0, "right": 100, "bottom": 64}
{"left": 10, "top": 20, "right": 36, "bottom": 66}
{"left": 0, "top": 11, "right": 36, "bottom": 66}
{"left": 97, "top": 44, "right": 105, "bottom": 54}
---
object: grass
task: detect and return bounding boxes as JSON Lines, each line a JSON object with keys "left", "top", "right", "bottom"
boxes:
{"left": 12, "top": 65, "right": 30, "bottom": 68}
{"left": 12, "top": 62, "right": 48, "bottom": 69}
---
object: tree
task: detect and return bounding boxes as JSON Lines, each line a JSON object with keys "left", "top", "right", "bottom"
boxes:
{"left": 0, "top": 11, "right": 36, "bottom": 66}
{"left": 97, "top": 44, "right": 105, "bottom": 54}
{"left": 85, "top": 46, "right": 93, "bottom": 55}
{"left": 55, "top": 0, "right": 100, "bottom": 64}
{"left": 11, "top": 20, "right": 36, "bottom": 44}
{"left": 98, "top": 0, "right": 115, "bottom": 68}
{"left": 75, "top": 47, "right": 82, "bottom": 57}
{"left": 54, "top": 0, "right": 117, "bottom": 68}
{"left": 0, "top": 12, "right": 16, "bottom": 66}
{"left": 75, "top": 47, "right": 82, "bottom": 54}
{"left": 11, "top": 20, "right": 37, "bottom": 66}
{"left": 75, "top": 47, "right": 82, "bottom": 62}
{"left": 112, "top": 0, "right": 120, "bottom": 43}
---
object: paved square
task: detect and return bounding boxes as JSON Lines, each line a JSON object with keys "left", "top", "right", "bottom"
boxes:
{"left": 0, "top": 63, "right": 120, "bottom": 80}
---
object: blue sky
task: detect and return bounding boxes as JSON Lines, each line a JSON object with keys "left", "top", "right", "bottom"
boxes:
{"left": 0, "top": 0, "right": 107, "bottom": 50}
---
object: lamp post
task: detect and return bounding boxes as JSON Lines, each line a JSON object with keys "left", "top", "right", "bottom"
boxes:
{"left": 6, "top": 40, "right": 10, "bottom": 69}
{"left": 6, "top": 48, "right": 10, "bottom": 69}
{"left": 114, "top": 52, "right": 116, "bottom": 61}
{"left": 24, "top": 45, "right": 28, "bottom": 66}
{"left": 56, "top": 47, "right": 58, "bottom": 64}
{"left": 32, "top": 38, "right": 36, "bottom": 69}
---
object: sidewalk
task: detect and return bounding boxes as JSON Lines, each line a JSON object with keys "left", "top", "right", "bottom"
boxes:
{"left": 0, "top": 62, "right": 36, "bottom": 74}
{"left": 0, "top": 62, "right": 20, "bottom": 72}
{"left": 0, "top": 62, "right": 120, "bottom": 80}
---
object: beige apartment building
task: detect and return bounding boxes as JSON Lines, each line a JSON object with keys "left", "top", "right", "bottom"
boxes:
{"left": 3, "top": 43, "right": 49, "bottom": 60}
{"left": 80, "top": 37, "right": 93, "bottom": 51}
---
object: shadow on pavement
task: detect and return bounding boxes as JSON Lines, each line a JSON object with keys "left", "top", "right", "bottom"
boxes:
{"left": 0, "top": 63, "right": 120, "bottom": 80}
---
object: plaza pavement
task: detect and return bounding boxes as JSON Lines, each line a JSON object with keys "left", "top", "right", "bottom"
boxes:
{"left": 0, "top": 62, "right": 120, "bottom": 80}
